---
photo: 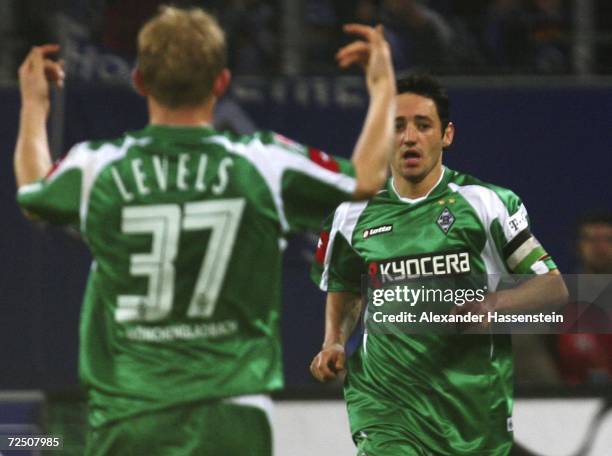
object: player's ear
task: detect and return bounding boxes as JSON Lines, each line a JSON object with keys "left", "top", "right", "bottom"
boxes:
{"left": 132, "top": 68, "right": 147, "bottom": 97}
{"left": 442, "top": 121, "right": 455, "bottom": 148}
{"left": 212, "top": 68, "right": 231, "bottom": 98}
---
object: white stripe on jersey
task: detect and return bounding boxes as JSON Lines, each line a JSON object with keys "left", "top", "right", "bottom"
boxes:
{"left": 79, "top": 137, "right": 151, "bottom": 230}
{"left": 448, "top": 183, "right": 510, "bottom": 289}
{"left": 319, "top": 200, "right": 368, "bottom": 291}
{"left": 17, "top": 181, "right": 44, "bottom": 194}
{"left": 203, "top": 135, "right": 356, "bottom": 234}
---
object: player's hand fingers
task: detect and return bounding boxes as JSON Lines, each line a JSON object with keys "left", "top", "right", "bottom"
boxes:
{"left": 318, "top": 353, "right": 339, "bottom": 381}
{"left": 26, "top": 44, "right": 60, "bottom": 64}
{"left": 19, "top": 45, "right": 61, "bottom": 78}
{"left": 44, "top": 59, "right": 65, "bottom": 88}
{"left": 374, "top": 24, "right": 385, "bottom": 41}
{"left": 336, "top": 40, "right": 369, "bottom": 60}
{"left": 34, "top": 44, "right": 61, "bottom": 60}
{"left": 337, "top": 51, "right": 370, "bottom": 69}
{"left": 337, "top": 24, "right": 385, "bottom": 68}
{"left": 311, "top": 361, "right": 336, "bottom": 382}
{"left": 19, "top": 48, "right": 40, "bottom": 76}
{"left": 334, "top": 351, "right": 346, "bottom": 372}
{"left": 310, "top": 352, "right": 339, "bottom": 382}
{"left": 342, "top": 23, "right": 379, "bottom": 43}
{"left": 336, "top": 41, "right": 370, "bottom": 68}
{"left": 310, "top": 353, "right": 330, "bottom": 382}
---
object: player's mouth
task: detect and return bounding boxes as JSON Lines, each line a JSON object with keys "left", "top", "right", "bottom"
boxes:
{"left": 401, "top": 150, "right": 421, "bottom": 166}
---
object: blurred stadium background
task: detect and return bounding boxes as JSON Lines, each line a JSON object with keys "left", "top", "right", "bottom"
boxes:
{"left": 1, "top": 1, "right": 611, "bottom": 454}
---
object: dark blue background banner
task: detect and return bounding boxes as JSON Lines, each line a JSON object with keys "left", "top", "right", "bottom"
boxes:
{"left": 1, "top": 78, "right": 610, "bottom": 388}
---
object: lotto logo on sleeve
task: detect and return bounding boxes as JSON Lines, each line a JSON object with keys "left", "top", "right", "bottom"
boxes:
{"left": 308, "top": 148, "right": 340, "bottom": 172}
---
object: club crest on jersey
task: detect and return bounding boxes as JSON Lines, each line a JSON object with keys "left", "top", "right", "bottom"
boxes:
{"left": 363, "top": 224, "right": 393, "bottom": 239}
{"left": 437, "top": 207, "right": 455, "bottom": 234}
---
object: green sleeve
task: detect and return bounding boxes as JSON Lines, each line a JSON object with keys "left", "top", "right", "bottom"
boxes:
{"left": 16, "top": 148, "right": 84, "bottom": 225}
{"left": 261, "top": 131, "right": 356, "bottom": 233}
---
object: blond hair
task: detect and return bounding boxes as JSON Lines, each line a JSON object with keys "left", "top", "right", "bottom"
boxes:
{"left": 137, "top": 6, "right": 226, "bottom": 108}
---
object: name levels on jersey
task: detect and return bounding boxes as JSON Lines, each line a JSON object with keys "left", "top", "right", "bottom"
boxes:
{"left": 111, "top": 154, "right": 234, "bottom": 202}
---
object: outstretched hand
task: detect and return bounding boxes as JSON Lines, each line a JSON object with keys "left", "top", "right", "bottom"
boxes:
{"left": 336, "top": 24, "right": 394, "bottom": 92}
{"left": 18, "top": 44, "right": 65, "bottom": 112}
{"left": 310, "top": 343, "right": 346, "bottom": 383}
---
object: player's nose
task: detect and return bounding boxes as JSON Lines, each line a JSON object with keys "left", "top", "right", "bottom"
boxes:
{"left": 400, "top": 125, "right": 418, "bottom": 145}
{"left": 404, "top": 122, "right": 419, "bottom": 139}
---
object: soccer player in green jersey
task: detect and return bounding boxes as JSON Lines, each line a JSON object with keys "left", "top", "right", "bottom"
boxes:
{"left": 310, "top": 74, "right": 569, "bottom": 455}
{"left": 13, "top": 6, "right": 396, "bottom": 455}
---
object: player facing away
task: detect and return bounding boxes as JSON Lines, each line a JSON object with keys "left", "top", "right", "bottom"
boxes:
{"left": 14, "top": 6, "right": 396, "bottom": 455}
{"left": 310, "top": 75, "right": 569, "bottom": 455}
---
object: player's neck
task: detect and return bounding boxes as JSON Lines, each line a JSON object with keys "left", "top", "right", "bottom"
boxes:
{"left": 148, "top": 97, "right": 215, "bottom": 127}
{"left": 392, "top": 166, "right": 444, "bottom": 200}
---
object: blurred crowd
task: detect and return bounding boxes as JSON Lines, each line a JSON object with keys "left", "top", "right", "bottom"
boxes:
{"left": 514, "top": 211, "right": 612, "bottom": 388}
{"left": 303, "top": 0, "right": 574, "bottom": 74}
{"left": 555, "top": 212, "right": 612, "bottom": 386}
{"left": 2, "top": 0, "right": 612, "bottom": 79}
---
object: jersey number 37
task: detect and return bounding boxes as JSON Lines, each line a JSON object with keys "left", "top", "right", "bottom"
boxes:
{"left": 115, "top": 199, "right": 245, "bottom": 323}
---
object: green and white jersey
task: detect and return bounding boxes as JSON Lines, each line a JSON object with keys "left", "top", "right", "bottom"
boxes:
{"left": 312, "top": 167, "right": 557, "bottom": 455}
{"left": 17, "top": 125, "right": 356, "bottom": 428}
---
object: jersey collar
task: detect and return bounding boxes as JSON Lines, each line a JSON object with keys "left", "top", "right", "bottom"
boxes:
{"left": 388, "top": 166, "right": 450, "bottom": 204}
{"left": 138, "top": 124, "right": 218, "bottom": 139}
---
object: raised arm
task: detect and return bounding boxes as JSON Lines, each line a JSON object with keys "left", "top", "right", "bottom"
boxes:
{"left": 310, "top": 291, "right": 363, "bottom": 382}
{"left": 14, "top": 45, "right": 65, "bottom": 188}
{"left": 338, "top": 24, "right": 396, "bottom": 200}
